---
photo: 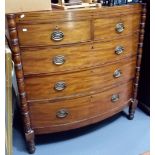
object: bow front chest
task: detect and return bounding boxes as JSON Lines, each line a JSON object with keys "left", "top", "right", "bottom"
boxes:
{"left": 6, "top": 3, "right": 146, "bottom": 153}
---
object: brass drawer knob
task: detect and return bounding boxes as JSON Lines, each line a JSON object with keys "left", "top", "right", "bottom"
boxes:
{"left": 115, "top": 46, "right": 124, "bottom": 55}
{"left": 51, "top": 29, "right": 64, "bottom": 41}
{"left": 56, "top": 109, "right": 69, "bottom": 118}
{"left": 53, "top": 55, "right": 66, "bottom": 65}
{"left": 113, "top": 69, "right": 122, "bottom": 78}
{"left": 115, "top": 23, "right": 125, "bottom": 33}
{"left": 111, "top": 94, "right": 120, "bottom": 102}
{"left": 54, "top": 81, "right": 66, "bottom": 91}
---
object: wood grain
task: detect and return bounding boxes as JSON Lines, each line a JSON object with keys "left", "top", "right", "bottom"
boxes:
{"left": 129, "top": 3, "right": 147, "bottom": 120}
{"left": 15, "top": 4, "right": 141, "bottom": 23}
{"left": 25, "top": 57, "right": 136, "bottom": 101}
{"left": 17, "top": 20, "right": 91, "bottom": 46}
{"left": 21, "top": 34, "right": 139, "bottom": 75}
{"left": 94, "top": 13, "right": 141, "bottom": 41}
{"left": 15, "top": 4, "right": 142, "bottom": 47}
{"left": 6, "top": 14, "right": 36, "bottom": 153}
{"left": 6, "top": 3, "right": 145, "bottom": 153}
{"left": 29, "top": 81, "right": 133, "bottom": 133}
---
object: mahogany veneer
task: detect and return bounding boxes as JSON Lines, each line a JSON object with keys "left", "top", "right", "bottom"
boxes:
{"left": 25, "top": 58, "right": 136, "bottom": 101}
{"left": 6, "top": 3, "right": 146, "bottom": 154}
{"left": 17, "top": 20, "right": 91, "bottom": 46}
{"left": 21, "top": 35, "right": 139, "bottom": 75}
{"left": 29, "top": 81, "right": 133, "bottom": 133}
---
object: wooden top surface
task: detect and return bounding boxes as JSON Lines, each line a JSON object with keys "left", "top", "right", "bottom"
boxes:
{"left": 6, "top": 4, "right": 141, "bottom": 24}
{"left": 15, "top": 4, "right": 141, "bottom": 13}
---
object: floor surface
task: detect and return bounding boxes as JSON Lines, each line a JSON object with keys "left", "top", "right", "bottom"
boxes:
{"left": 13, "top": 108, "right": 150, "bottom": 155}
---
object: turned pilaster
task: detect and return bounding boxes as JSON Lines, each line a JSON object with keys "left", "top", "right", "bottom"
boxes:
{"left": 129, "top": 3, "right": 147, "bottom": 120}
{"left": 6, "top": 14, "right": 35, "bottom": 154}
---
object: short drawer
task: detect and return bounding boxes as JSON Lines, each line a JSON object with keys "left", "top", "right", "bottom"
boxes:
{"left": 94, "top": 13, "right": 141, "bottom": 41}
{"left": 25, "top": 57, "right": 136, "bottom": 101}
{"left": 17, "top": 20, "right": 91, "bottom": 46}
{"left": 22, "top": 35, "right": 139, "bottom": 75}
{"left": 29, "top": 81, "right": 133, "bottom": 132}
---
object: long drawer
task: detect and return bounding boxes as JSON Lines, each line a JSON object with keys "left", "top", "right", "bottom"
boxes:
{"left": 94, "top": 13, "right": 141, "bottom": 41}
{"left": 17, "top": 20, "right": 91, "bottom": 47}
{"left": 29, "top": 81, "right": 133, "bottom": 133}
{"left": 25, "top": 57, "right": 136, "bottom": 101}
{"left": 22, "top": 35, "right": 139, "bottom": 75}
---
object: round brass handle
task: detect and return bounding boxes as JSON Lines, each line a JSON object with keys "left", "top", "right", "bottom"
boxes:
{"left": 111, "top": 94, "right": 120, "bottom": 103}
{"left": 51, "top": 30, "right": 64, "bottom": 41}
{"left": 54, "top": 81, "right": 66, "bottom": 91}
{"left": 115, "top": 23, "right": 125, "bottom": 33}
{"left": 53, "top": 55, "right": 65, "bottom": 65}
{"left": 115, "top": 46, "right": 124, "bottom": 55}
{"left": 113, "top": 69, "right": 122, "bottom": 78}
{"left": 56, "top": 109, "right": 69, "bottom": 118}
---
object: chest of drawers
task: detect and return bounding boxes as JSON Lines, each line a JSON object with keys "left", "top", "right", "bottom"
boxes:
{"left": 6, "top": 3, "right": 146, "bottom": 154}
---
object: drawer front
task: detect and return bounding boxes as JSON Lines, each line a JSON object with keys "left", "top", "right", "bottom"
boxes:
{"left": 25, "top": 58, "right": 136, "bottom": 101}
{"left": 29, "top": 81, "right": 133, "bottom": 130}
{"left": 22, "top": 35, "right": 139, "bottom": 75}
{"left": 17, "top": 21, "right": 91, "bottom": 46}
{"left": 94, "top": 13, "right": 141, "bottom": 41}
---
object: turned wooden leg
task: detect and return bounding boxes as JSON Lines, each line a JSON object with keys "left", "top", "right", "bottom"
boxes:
{"left": 25, "top": 130, "right": 36, "bottom": 154}
{"left": 27, "top": 141, "right": 36, "bottom": 154}
{"left": 128, "top": 99, "right": 138, "bottom": 120}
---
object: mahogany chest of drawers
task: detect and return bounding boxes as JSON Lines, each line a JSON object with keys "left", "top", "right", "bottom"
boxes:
{"left": 6, "top": 3, "right": 146, "bottom": 154}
